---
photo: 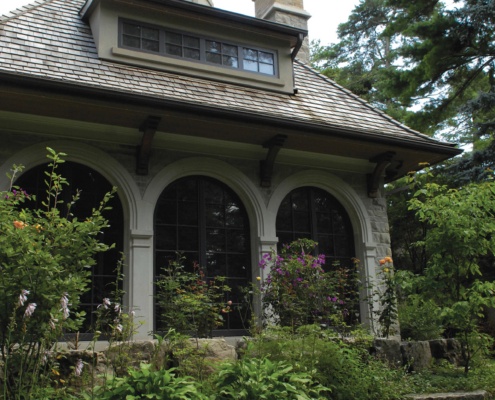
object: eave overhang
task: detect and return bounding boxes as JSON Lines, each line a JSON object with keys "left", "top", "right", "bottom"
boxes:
{"left": 0, "top": 72, "right": 462, "bottom": 180}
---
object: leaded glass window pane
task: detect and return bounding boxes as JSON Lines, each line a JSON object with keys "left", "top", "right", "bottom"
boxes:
{"left": 154, "top": 177, "right": 251, "bottom": 333}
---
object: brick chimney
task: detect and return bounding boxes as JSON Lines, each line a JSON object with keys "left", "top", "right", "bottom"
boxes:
{"left": 253, "top": 0, "right": 311, "bottom": 63}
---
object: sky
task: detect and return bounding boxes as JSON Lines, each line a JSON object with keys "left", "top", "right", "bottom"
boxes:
{"left": 0, "top": 0, "right": 359, "bottom": 46}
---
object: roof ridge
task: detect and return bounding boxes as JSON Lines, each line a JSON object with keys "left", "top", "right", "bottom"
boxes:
{"left": 0, "top": 0, "right": 55, "bottom": 23}
{"left": 294, "top": 60, "right": 449, "bottom": 146}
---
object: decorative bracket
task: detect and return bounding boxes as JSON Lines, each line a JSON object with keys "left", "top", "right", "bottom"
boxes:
{"left": 260, "top": 134, "right": 287, "bottom": 188}
{"left": 136, "top": 115, "right": 161, "bottom": 175}
{"left": 367, "top": 151, "right": 396, "bottom": 198}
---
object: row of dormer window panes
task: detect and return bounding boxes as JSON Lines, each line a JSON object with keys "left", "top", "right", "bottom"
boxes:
{"left": 121, "top": 20, "right": 276, "bottom": 76}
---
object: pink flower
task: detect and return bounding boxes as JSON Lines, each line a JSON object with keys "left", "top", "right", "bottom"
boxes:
{"left": 74, "top": 359, "right": 83, "bottom": 376}
{"left": 60, "top": 293, "right": 70, "bottom": 320}
{"left": 49, "top": 317, "right": 58, "bottom": 330}
{"left": 24, "top": 303, "right": 37, "bottom": 318}
{"left": 98, "top": 298, "right": 111, "bottom": 309}
{"left": 18, "top": 289, "right": 29, "bottom": 307}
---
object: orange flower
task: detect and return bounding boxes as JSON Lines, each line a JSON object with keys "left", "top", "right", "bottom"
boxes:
{"left": 379, "top": 259, "right": 386, "bottom": 265}
{"left": 384, "top": 256, "right": 393, "bottom": 263}
{"left": 13, "top": 220, "right": 26, "bottom": 229}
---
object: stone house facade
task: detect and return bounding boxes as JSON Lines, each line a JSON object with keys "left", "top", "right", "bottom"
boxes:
{"left": 0, "top": 0, "right": 461, "bottom": 338}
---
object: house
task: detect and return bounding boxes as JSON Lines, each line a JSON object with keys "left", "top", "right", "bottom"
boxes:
{"left": 0, "top": 0, "right": 461, "bottom": 338}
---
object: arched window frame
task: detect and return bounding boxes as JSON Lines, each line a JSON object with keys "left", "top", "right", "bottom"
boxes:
{"left": 153, "top": 176, "right": 252, "bottom": 335}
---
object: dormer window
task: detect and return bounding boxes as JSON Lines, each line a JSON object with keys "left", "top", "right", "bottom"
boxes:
{"left": 119, "top": 19, "right": 277, "bottom": 76}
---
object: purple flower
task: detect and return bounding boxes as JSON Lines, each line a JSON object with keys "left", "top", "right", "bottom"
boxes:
{"left": 24, "top": 303, "right": 37, "bottom": 318}
{"left": 18, "top": 289, "right": 29, "bottom": 307}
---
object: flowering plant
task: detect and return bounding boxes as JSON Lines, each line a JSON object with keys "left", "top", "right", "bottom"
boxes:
{"left": 260, "top": 239, "right": 357, "bottom": 331}
{"left": 155, "top": 256, "right": 231, "bottom": 338}
{"left": 0, "top": 149, "right": 115, "bottom": 398}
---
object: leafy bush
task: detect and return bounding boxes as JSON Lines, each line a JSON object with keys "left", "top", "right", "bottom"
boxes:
{"left": 90, "top": 363, "right": 207, "bottom": 400}
{"left": 155, "top": 257, "right": 231, "bottom": 338}
{"left": 399, "top": 295, "right": 444, "bottom": 341}
{"left": 214, "top": 356, "right": 331, "bottom": 400}
{"left": 407, "top": 172, "right": 495, "bottom": 373}
{"left": 0, "top": 149, "right": 115, "bottom": 398}
{"left": 245, "top": 325, "right": 409, "bottom": 400}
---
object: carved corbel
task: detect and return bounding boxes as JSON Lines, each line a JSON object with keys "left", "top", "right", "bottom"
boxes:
{"left": 367, "top": 151, "right": 395, "bottom": 198}
{"left": 136, "top": 116, "right": 161, "bottom": 175}
{"left": 260, "top": 134, "right": 287, "bottom": 188}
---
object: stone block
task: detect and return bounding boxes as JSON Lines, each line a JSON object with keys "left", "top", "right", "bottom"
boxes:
{"left": 371, "top": 338, "right": 402, "bottom": 367}
{"left": 404, "top": 390, "right": 488, "bottom": 400}
{"left": 429, "top": 339, "right": 462, "bottom": 366}
{"left": 401, "top": 341, "right": 432, "bottom": 371}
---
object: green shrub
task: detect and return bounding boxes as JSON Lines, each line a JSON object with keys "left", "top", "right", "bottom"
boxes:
{"left": 155, "top": 257, "right": 231, "bottom": 338}
{"left": 90, "top": 363, "right": 207, "bottom": 400}
{"left": 214, "top": 357, "right": 331, "bottom": 400}
{"left": 399, "top": 296, "right": 444, "bottom": 341}
{"left": 245, "top": 325, "right": 409, "bottom": 400}
{"left": 0, "top": 149, "right": 115, "bottom": 399}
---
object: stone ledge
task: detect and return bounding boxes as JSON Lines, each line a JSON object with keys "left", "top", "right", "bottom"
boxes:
{"left": 405, "top": 390, "right": 489, "bottom": 400}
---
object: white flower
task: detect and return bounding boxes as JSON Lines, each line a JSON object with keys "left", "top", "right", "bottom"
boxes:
{"left": 114, "top": 303, "right": 121, "bottom": 314}
{"left": 116, "top": 324, "right": 123, "bottom": 333}
{"left": 24, "top": 303, "right": 37, "bottom": 318}
{"left": 98, "top": 298, "right": 111, "bottom": 309}
{"left": 60, "top": 293, "right": 70, "bottom": 320}
{"left": 74, "top": 359, "right": 83, "bottom": 377}
{"left": 49, "top": 317, "right": 58, "bottom": 330}
{"left": 18, "top": 289, "right": 29, "bottom": 307}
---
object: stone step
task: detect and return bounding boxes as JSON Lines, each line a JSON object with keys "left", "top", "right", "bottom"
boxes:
{"left": 405, "top": 390, "right": 489, "bottom": 400}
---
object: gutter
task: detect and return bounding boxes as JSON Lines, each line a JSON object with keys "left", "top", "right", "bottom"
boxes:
{"left": 0, "top": 73, "right": 462, "bottom": 157}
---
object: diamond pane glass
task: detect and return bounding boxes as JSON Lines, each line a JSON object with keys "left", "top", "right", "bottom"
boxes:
{"left": 184, "top": 48, "right": 200, "bottom": 60}
{"left": 184, "top": 35, "right": 200, "bottom": 48}
{"left": 123, "top": 23, "right": 141, "bottom": 36}
{"left": 166, "top": 32, "right": 182, "bottom": 45}
{"left": 142, "top": 39, "right": 159, "bottom": 52}
{"left": 206, "top": 52, "right": 222, "bottom": 64}
{"left": 123, "top": 35, "right": 140, "bottom": 48}
{"left": 142, "top": 27, "right": 159, "bottom": 40}
{"left": 165, "top": 44, "right": 182, "bottom": 56}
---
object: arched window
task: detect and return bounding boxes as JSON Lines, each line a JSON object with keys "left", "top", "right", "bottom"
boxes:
{"left": 154, "top": 177, "right": 251, "bottom": 334}
{"left": 15, "top": 162, "right": 124, "bottom": 334}
{"left": 276, "top": 187, "right": 355, "bottom": 269}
